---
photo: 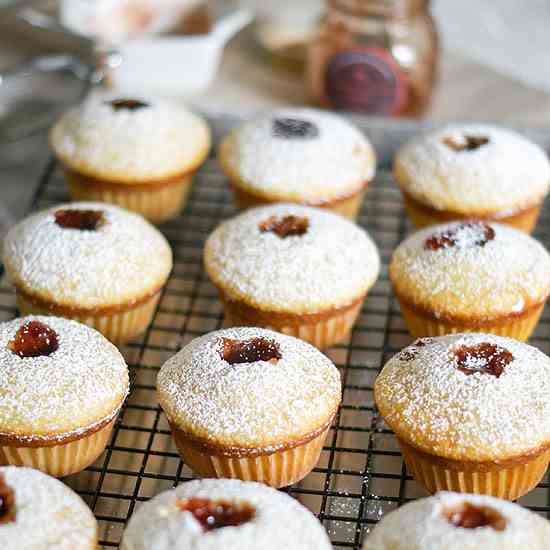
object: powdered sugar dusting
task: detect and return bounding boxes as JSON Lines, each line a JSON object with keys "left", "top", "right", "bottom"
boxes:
{"left": 363, "top": 492, "right": 550, "bottom": 549}
{"left": 157, "top": 327, "right": 341, "bottom": 449}
{"left": 395, "top": 124, "right": 550, "bottom": 213}
{"left": 0, "top": 466, "right": 97, "bottom": 549}
{"left": 51, "top": 95, "right": 211, "bottom": 181}
{"left": 221, "top": 108, "right": 376, "bottom": 203}
{"left": 375, "top": 333, "right": 550, "bottom": 461}
{"left": 390, "top": 221, "right": 550, "bottom": 318}
{"left": 205, "top": 204, "right": 380, "bottom": 313}
{"left": 0, "top": 316, "right": 129, "bottom": 437}
{"left": 121, "top": 478, "right": 331, "bottom": 550}
{"left": 3, "top": 202, "right": 172, "bottom": 309}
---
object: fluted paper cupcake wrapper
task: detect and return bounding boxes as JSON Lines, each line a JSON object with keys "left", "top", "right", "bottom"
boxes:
{"left": 171, "top": 426, "right": 329, "bottom": 488}
{"left": 222, "top": 300, "right": 364, "bottom": 350}
{"left": 65, "top": 170, "right": 194, "bottom": 224}
{"left": 17, "top": 292, "right": 161, "bottom": 344}
{"left": 231, "top": 185, "right": 366, "bottom": 221}
{"left": 398, "top": 300, "right": 544, "bottom": 342}
{"left": 399, "top": 439, "right": 550, "bottom": 501}
{"left": 402, "top": 193, "right": 541, "bottom": 234}
{"left": 0, "top": 418, "right": 116, "bottom": 478}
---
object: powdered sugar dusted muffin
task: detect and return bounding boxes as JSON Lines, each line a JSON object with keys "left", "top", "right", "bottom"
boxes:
{"left": 204, "top": 204, "right": 380, "bottom": 348}
{"left": 121, "top": 478, "right": 331, "bottom": 550}
{"left": 390, "top": 221, "right": 550, "bottom": 340}
{"left": 0, "top": 466, "right": 97, "bottom": 549}
{"left": 394, "top": 125, "right": 550, "bottom": 232}
{"left": 3, "top": 202, "right": 172, "bottom": 342}
{"left": 51, "top": 95, "right": 211, "bottom": 223}
{"left": 374, "top": 333, "right": 550, "bottom": 500}
{"left": 0, "top": 316, "right": 128, "bottom": 476}
{"left": 157, "top": 327, "right": 341, "bottom": 487}
{"left": 218, "top": 108, "right": 376, "bottom": 219}
{"left": 363, "top": 492, "right": 550, "bottom": 550}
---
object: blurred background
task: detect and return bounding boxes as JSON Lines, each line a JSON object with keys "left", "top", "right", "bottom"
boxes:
{"left": 0, "top": 0, "right": 549, "bottom": 224}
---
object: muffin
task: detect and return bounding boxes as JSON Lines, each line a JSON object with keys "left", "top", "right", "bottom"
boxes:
{"left": 3, "top": 202, "right": 172, "bottom": 343}
{"left": 204, "top": 204, "right": 380, "bottom": 349}
{"left": 0, "top": 466, "right": 98, "bottom": 549}
{"left": 394, "top": 125, "right": 550, "bottom": 233}
{"left": 218, "top": 108, "right": 376, "bottom": 219}
{"left": 0, "top": 316, "right": 129, "bottom": 477}
{"left": 50, "top": 95, "right": 211, "bottom": 223}
{"left": 374, "top": 333, "right": 550, "bottom": 500}
{"left": 363, "top": 491, "right": 550, "bottom": 550}
{"left": 157, "top": 327, "right": 341, "bottom": 487}
{"left": 390, "top": 220, "right": 550, "bottom": 340}
{"left": 120, "top": 478, "right": 332, "bottom": 550}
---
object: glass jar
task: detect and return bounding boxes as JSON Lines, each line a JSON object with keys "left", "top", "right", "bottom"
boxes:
{"left": 307, "top": 0, "right": 438, "bottom": 117}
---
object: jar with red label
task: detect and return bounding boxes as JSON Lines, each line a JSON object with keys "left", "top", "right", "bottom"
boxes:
{"left": 307, "top": 0, "right": 438, "bottom": 117}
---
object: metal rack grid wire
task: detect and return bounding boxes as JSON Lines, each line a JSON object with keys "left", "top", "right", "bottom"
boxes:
{"left": 1, "top": 124, "right": 550, "bottom": 549}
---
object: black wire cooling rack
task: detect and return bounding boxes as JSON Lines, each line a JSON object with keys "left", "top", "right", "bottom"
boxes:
{"left": 1, "top": 119, "right": 550, "bottom": 549}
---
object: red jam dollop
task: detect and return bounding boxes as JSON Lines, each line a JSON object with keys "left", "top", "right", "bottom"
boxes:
{"left": 177, "top": 498, "right": 255, "bottom": 531}
{"left": 109, "top": 98, "right": 150, "bottom": 111}
{"left": 259, "top": 215, "right": 309, "bottom": 238}
{"left": 8, "top": 320, "right": 59, "bottom": 358}
{"left": 424, "top": 222, "right": 495, "bottom": 251}
{"left": 442, "top": 135, "right": 489, "bottom": 152}
{"left": 0, "top": 474, "right": 15, "bottom": 525}
{"left": 220, "top": 337, "right": 282, "bottom": 365}
{"left": 54, "top": 209, "right": 105, "bottom": 231}
{"left": 453, "top": 342, "right": 513, "bottom": 378}
{"left": 444, "top": 502, "right": 506, "bottom": 531}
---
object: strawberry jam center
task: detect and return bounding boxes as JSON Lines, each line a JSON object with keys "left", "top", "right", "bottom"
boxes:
{"left": 453, "top": 342, "right": 513, "bottom": 378}
{"left": 177, "top": 498, "right": 255, "bottom": 531}
{"left": 8, "top": 320, "right": 59, "bottom": 358}
{"left": 442, "top": 135, "right": 489, "bottom": 152}
{"left": 259, "top": 215, "right": 309, "bottom": 238}
{"left": 54, "top": 209, "right": 104, "bottom": 231}
{"left": 0, "top": 474, "right": 15, "bottom": 525}
{"left": 220, "top": 337, "right": 281, "bottom": 365}
{"left": 424, "top": 222, "right": 495, "bottom": 251}
{"left": 109, "top": 98, "right": 150, "bottom": 111}
{"left": 444, "top": 502, "right": 506, "bottom": 531}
